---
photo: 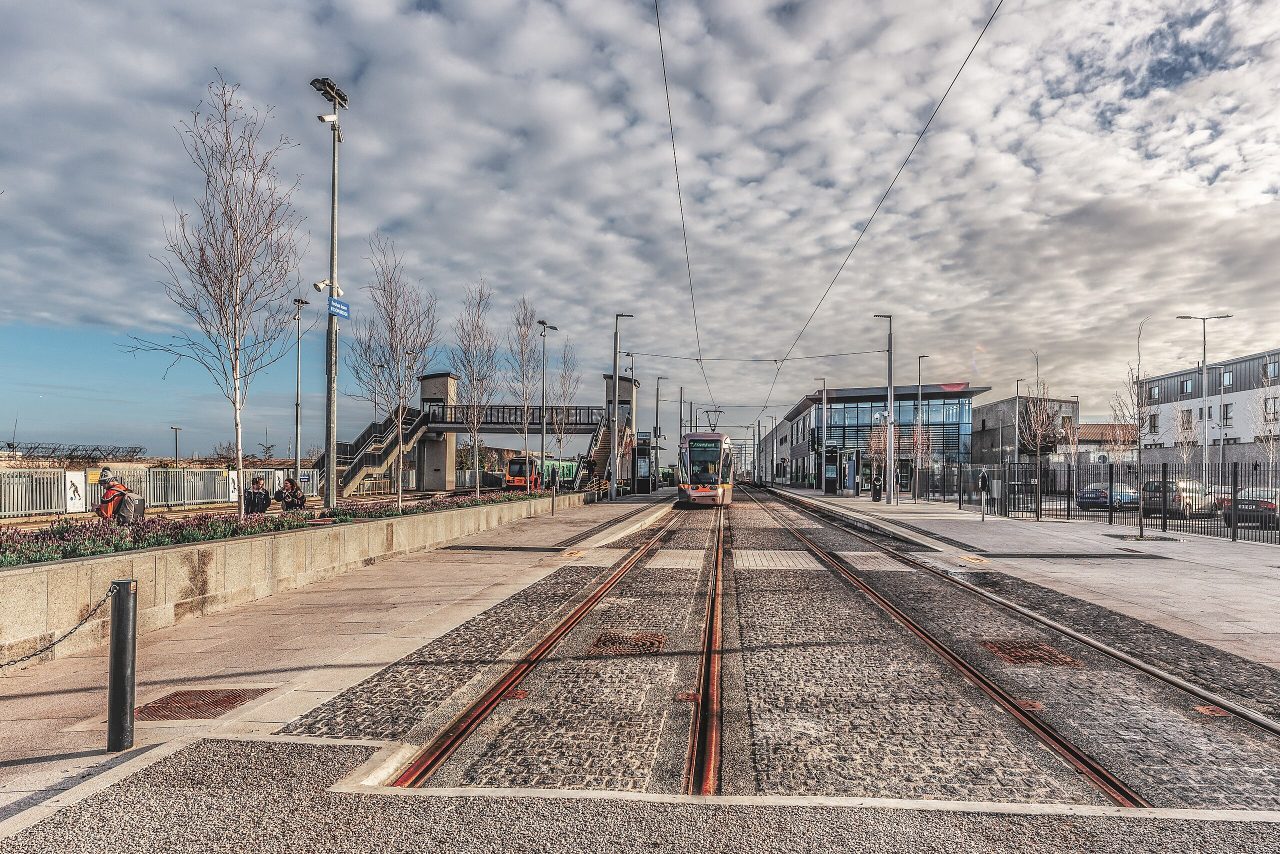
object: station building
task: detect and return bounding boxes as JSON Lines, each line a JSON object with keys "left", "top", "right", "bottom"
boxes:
{"left": 758, "top": 382, "right": 987, "bottom": 490}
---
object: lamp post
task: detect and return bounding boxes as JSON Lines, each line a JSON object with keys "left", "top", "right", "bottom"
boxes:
{"left": 768, "top": 415, "right": 778, "bottom": 487}
{"left": 310, "top": 77, "right": 348, "bottom": 511}
{"left": 1177, "top": 314, "right": 1231, "bottom": 485}
{"left": 915, "top": 355, "right": 929, "bottom": 500}
{"left": 874, "top": 315, "right": 894, "bottom": 503}
{"left": 610, "top": 313, "right": 632, "bottom": 500}
{"left": 537, "top": 319, "right": 557, "bottom": 498}
{"left": 170, "top": 426, "right": 181, "bottom": 465}
{"left": 292, "top": 298, "right": 309, "bottom": 484}
{"left": 814, "top": 377, "right": 827, "bottom": 493}
{"left": 655, "top": 375, "right": 667, "bottom": 488}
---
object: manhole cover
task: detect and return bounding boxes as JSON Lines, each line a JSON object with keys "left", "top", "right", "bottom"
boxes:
{"left": 135, "top": 688, "right": 273, "bottom": 721}
{"left": 980, "top": 639, "right": 1083, "bottom": 668}
{"left": 589, "top": 631, "right": 666, "bottom": 656}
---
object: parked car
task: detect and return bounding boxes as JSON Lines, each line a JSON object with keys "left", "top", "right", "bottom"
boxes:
{"left": 1140, "top": 479, "right": 1216, "bottom": 518}
{"left": 1075, "top": 482, "right": 1139, "bottom": 510}
{"left": 1206, "top": 484, "right": 1234, "bottom": 511}
{"left": 1222, "top": 488, "right": 1280, "bottom": 528}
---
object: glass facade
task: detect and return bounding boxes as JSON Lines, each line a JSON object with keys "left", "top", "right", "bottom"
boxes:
{"left": 815, "top": 398, "right": 973, "bottom": 461}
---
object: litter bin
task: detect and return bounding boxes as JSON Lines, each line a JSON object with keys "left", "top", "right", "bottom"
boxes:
{"left": 871, "top": 476, "right": 882, "bottom": 502}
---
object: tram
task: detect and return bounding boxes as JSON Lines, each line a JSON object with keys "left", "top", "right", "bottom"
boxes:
{"left": 503, "top": 456, "right": 542, "bottom": 490}
{"left": 678, "top": 432, "right": 734, "bottom": 506}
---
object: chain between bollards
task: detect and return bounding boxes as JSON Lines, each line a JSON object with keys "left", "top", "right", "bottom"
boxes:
{"left": 107, "top": 578, "right": 138, "bottom": 753}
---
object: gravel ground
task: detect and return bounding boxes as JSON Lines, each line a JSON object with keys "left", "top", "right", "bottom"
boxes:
{"left": 961, "top": 571, "right": 1280, "bottom": 718}
{"left": 723, "top": 495, "right": 1105, "bottom": 804}
{"left": 4, "top": 740, "right": 1278, "bottom": 854}
{"left": 424, "top": 510, "right": 715, "bottom": 792}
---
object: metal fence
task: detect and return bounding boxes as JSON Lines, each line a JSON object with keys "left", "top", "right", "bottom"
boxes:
{"left": 0, "top": 470, "right": 67, "bottom": 518}
{"left": 919, "top": 461, "right": 1280, "bottom": 546}
{"left": 454, "top": 470, "right": 504, "bottom": 490}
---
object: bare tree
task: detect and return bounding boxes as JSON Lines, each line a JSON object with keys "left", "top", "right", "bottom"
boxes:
{"left": 345, "top": 234, "right": 440, "bottom": 509}
{"left": 911, "top": 419, "right": 932, "bottom": 498}
{"left": 550, "top": 339, "right": 581, "bottom": 485}
{"left": 1173, "top": 406, "right": 1199, "bottom": 471}
{"left": 868, "top": 419, "right": 890, "bottom": 486}
{"left": 1111, "top": 317, "right": 1151, "bottom": 536}
{"left": 1251, "top": 355, "right": 1280, "bottom": 486}
{"left": 505, "top": 296, "right": 540, "bottom": 492}
{"left": 128, "top": 76, "right": 303, "bottom": 517}
{"left": 453, "top": 282, "right": 500, "bottom": 497}
{"left": 1021, "top": 360, "right": 1062, "bottom": 521}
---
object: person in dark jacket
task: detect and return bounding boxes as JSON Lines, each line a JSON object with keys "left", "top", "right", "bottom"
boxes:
{"left": 96, "top": 468, "right": 128, "bottom": 522}
{"left": 275, "top": 477, "right": 306, "bottom": 511}
{"left": 245, "top": 477, "right": 272, "bottom": 515}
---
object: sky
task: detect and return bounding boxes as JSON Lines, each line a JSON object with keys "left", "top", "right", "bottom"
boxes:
{"left": 1, "top": 0, "right": 1278, "bottom": 457}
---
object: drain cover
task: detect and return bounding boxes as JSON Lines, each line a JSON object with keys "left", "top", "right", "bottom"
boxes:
{"left": 980, "top": 639, "right": 1083, "bottom": 668}
{"left": 589, "top": 631, "right": 666, "bottom": 656}
{"left": 135, "top": 688, "right": 273, "bottom": 721}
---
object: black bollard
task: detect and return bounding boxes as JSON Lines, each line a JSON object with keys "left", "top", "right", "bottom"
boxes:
{"left": 107, "top": 579, "right": 137, "bottom": 753}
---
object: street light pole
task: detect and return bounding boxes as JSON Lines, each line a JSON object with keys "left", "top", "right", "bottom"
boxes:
{"left": 655, "top": 375, "right": 667, "bottom": 488}
{"left": 537, "top": 319, "right": 557, "bottom": 498}
{"left": 293, "top": 298, "right": 309, "bottom": 484}
{"left": 874, "top": 315, "right": 894, "bottom": 503}
{"left": 1177, "top": 314, "right": 1231, "bottom": 484}
{"left": 915, "top": 355, "right": 929, "bottom": 500}
{"left": 170, "top": 426, "right": 181, "bottom": 465}
{"left": 610, "top": 313, "right": 632, "bottom": 500}
{"left": 311, "top": 77, "right": 348, "bottom": 511}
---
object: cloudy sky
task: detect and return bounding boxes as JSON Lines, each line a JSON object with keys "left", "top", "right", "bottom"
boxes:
{"left": 1, "top": 0, "right": 1277, "bottom": 456}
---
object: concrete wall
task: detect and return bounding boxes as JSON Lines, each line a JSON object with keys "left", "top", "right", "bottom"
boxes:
{"left": 0, "top": 493, "right": 583, "bottom": 667}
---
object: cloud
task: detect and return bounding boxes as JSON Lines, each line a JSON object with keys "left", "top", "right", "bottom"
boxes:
{"left": 1, "top": 0, "right": 1278, "bottom": 453}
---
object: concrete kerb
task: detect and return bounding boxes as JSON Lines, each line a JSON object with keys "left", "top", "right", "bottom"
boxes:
{"left": 0, "top": 493, "right": 585, "bottom": 668}
{"left": 579, "top": 501, "right": 674, "bottom": 549}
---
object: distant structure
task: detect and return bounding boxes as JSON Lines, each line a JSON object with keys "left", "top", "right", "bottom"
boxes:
{"left": 2, "top": 442, "right": 147, "bottom": 463}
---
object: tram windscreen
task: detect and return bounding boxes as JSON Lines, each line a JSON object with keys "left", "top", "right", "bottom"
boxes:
{"left": 686, "top": 440, "right": 723, "bottom": 485}
{"left": 508, "top": 460, "right": 528, "bottom": 476}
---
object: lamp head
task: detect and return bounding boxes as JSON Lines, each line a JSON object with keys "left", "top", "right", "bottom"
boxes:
{"left": 293, "top": 297, "right": 310, "bottom": 308}
{"left": 317, "top": 114, "right": 337, "bottom": 123}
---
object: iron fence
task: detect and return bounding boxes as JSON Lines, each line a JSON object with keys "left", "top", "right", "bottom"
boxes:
{"left": 922, "top": 461, "right": 1280, "bottom": 546}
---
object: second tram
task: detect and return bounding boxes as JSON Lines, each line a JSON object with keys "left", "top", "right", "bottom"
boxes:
{"left": 678, "top": 432, "right": 734, "bottom": 506}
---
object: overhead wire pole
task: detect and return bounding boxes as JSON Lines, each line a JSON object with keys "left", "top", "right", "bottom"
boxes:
{"left": 610, "top": 313, "right": 633, "bottom": 501}
{"left": 748, "top": 0, "right": 1006, "bottom": 427}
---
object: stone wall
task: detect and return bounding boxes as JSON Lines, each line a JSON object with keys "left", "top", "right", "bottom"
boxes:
{"left": 0, "top": 493, "right": 583, "bottom": 666}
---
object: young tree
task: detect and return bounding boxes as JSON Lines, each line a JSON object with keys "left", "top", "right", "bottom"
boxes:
{"left": 129, "top": 76, "right": 303, "bottom": 517}
{"left": 505, "top": 296, "right": 540, "bottom": 492}
{"left": 1248, "top": 355, "right": 1280, "bottom": 487}
{"left": 1173, "top": 406, "right": 1199, "bottom": 472}
{"left": 868, "top": 418, "right": 890, "bottom": 486}
{"left": 1111, "top": 318, "right": 1151, "bottom": 536}
{"left": 911, "top": 419, "right": 931, "bottom": 499}
{"left": 1021, "top": 374, "right": 1062, "bottom": 521}
{"left": 345, "top": 234, "right": 440, "bottom": 509}
{"left": 550, "top": 339, "right": 581, "bottom": 486}
{"left": 453, "top": 282, "right": 500, "bottom": 497}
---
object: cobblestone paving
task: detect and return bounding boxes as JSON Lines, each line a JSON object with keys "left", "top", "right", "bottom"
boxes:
{"left": 833, "top": 552, "right": 1280, "bottom": 809}
{"left": 279, "top": 562, "right": 616, "bottom": 741}
{"left": 8, "top": 740, "right": 1280, "bottom": 854}
{"left": 425, "top": 510, "right": 717, "bottom": 792}
{"left": 726, "top": 491, "right": 1105, "bottom": 803}
{"left": 962, "top": 570, "right": 1280, "bottom": 719}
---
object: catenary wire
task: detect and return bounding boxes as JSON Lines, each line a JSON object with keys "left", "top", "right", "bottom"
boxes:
{"left": 753, "top": 0, "right": 1005, "bottom": 424}
{"left": 625, "top": 348, "right": 886, "bottom": 364}
{"left": 653, "top": 0, "right": 716, "bottom": 407}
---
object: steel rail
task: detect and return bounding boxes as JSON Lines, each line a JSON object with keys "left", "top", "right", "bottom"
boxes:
{"left": 742, "top": 487, "right": 1150, "bottom": 808}
{"left": 553, "top": 499, "right": 672, "bottom": 549}
{"left": 771, "top": 488, "right": 1280, "bottom": 742}
{"left": 392, "top": 511, "right": 681, "bottom": 788}
{"left": 685, "top": 505, "right": 725, "bottom": 795}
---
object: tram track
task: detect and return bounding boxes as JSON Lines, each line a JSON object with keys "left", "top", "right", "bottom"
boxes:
{"left": 393, "top": 504, "right": 728, "bottom": 793}
{"left": 766, "top": 486, "right": 1280, "bottom": 743}
{"left": 741, "top": 486, "right": 1150, "bottom": 808}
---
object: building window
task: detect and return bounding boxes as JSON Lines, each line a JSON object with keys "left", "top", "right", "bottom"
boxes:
{"left": 1148, "top": 413, "right": 1159, "bottom": 434}
{"left": 1179, "top": 409, "right": 1192, "bottom": 430}
{"left": 1222, "top": 369, "right": 1233, "bottom": 388}
{"left": 1179, "top": 378, "right": 1193, "bottom": 395}
{"left": 1221, "top": 403, "right": 1233, "bottom": 427}
{"left": 1148, "top": 385, "right": 1159, "bottom": 401}
{"left": 1266, "top": 397, "right": 1280, "bottom": 423}
{"left": 1266, "top": 361, "right": 1279, "bottom": 380}
{"left": 1225, "top": 437, "right": 1240, "bottom": 445}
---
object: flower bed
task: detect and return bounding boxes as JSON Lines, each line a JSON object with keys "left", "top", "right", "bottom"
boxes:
{"left": 0, "top": 490, "right": 554, "bottom": 568}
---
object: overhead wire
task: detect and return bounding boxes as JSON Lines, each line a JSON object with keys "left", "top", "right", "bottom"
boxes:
{"left": 753, "top": 0, "right": 1006, "bottom": 424}
{"left": 653, "top": 0, "right": 717, "bottom": 407}
{"left": 624, "top": 347, "right": 886, "bottom": 364}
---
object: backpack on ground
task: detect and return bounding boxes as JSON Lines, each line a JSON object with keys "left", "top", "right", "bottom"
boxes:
{"left": 116, "top": 489, "right": 146, "bottom": 523}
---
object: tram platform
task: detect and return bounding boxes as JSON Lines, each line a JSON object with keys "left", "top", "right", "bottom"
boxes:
{"left": 770, "top": 485, "right": 1280, "bottom": 669}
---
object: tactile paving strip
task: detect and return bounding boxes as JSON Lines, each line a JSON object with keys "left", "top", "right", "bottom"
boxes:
{"left": 979, "top": 639, "right": 1083, "bottom": 668}
{"left": 135, "top": 688, "right": 274, "bottom": 721}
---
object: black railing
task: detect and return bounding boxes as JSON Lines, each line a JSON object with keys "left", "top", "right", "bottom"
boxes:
{"left": 424, "top": 404, "right": 604, "bottom": 429}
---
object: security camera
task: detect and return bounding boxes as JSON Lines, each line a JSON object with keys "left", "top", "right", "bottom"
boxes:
{"left": 312, "top": 279, "right": 329, "bottom": 293}
{"left": 317, "top": 114, "right": 337, "bottom": 123}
